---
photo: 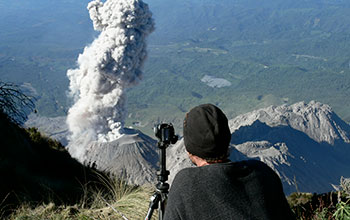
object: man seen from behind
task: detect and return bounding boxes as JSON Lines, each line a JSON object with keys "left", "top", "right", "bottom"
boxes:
{"left": 164, "top": 104, "right": 295, "bottom": 220}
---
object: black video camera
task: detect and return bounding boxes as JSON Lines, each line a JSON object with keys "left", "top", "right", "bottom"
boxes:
{"left": 154, "top": 123, "right": 178, "bottom": 147}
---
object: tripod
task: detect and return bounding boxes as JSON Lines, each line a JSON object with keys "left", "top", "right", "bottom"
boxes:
{"left": 145, "top": 123, "right": 178, "bottom": 220}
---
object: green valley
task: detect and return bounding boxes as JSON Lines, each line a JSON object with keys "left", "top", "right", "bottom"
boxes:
{"left": 1, "top": 0, "right": 350, "bottom": 135}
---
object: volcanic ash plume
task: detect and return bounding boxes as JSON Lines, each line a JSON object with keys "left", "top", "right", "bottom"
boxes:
{"left": 66, "top": 0, "right": 154, "bottom": 161}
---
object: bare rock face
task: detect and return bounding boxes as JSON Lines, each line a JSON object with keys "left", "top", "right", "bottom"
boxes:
{"left": 166, "top": 139, "right": 194, "bottom": 184}
{"left": 229, "top": 101, "right": 350, "bottom": 145}
{"left": 229, "top": 101, "right": 350, "bottom": 194}
{"left": 83, "top": 128, "right": 158, "bottom": 186}
{"left": 167, "top": 101, "right": 350, "bottom": 195}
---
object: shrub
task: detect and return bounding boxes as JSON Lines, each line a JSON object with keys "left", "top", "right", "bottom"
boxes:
{"left": 333, "top": 200, "right": 350, "bottom": 220}
{"left": 0, "top": 82, "right": 35, "bottom": 125}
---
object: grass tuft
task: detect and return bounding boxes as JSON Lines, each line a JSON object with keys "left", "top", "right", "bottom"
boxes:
{"left": 6, "top": 180, "right": 155, "bottom": 220}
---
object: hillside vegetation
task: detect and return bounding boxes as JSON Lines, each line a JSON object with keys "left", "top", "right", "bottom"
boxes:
{"left": 1, "top": 0, "right": 350, "bottom": 136}
{"left": 126, "top": 0, "right": 350, "bottom": 135}
{"left": 0, "top": 110, "right": 156, "bottom": 219}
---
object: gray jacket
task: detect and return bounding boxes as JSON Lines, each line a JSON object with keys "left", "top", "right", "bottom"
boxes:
{"left": 164, "top": 160, "right": 295, "bottom": 220}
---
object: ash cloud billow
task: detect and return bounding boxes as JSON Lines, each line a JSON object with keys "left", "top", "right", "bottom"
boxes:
{"left": 66, "top": 0, "right": 154, "bottom": 161}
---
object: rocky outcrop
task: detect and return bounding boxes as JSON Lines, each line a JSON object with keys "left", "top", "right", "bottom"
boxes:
{"left": 229, "top": 101, "right": 350, "bottom": 145}
{"left": 230, "top": 101, "right": 350, "bottom": 194}
{"left": 166, "top": 139, "right": 194, "bottom": 184}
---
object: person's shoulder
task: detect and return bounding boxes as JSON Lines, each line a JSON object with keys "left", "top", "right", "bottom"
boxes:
{"left": 236, "top": 159, "right": 277, "bottom": 176}
{"left": 172, "top": 166, "right": 199, "bottom": 182}
{"left": 243, "top": 159, "right": 269, "bottom": 168}
{"left": 236, "top": 159, "right": 267, "bottom": 168}
{"left": 171, "top": 166, "right": 206, "bottom": 187}
{"left": 169, "top": 167, "right": 200, "bottom": 193}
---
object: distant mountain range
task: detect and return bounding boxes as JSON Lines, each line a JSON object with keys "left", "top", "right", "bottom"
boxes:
{"left": 26, "top": 101, "right": 350, "bottom": 195}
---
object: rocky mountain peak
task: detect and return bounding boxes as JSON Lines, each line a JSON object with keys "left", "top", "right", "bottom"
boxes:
{"left": 229, "top": 101, "right": 350, "bottom": 145}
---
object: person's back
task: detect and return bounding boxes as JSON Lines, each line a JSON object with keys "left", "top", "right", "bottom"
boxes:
{"left": 163, "top": 104, "right": 295, "bottom": 220}
{"left": 164, "top": 160, "right": 295, "bottom": 219}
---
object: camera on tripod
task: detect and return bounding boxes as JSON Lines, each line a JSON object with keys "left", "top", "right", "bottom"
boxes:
{"left": 154, "top": 123, "right": 178, "bottom": 147}
{"left": 145, "top": 123, "right": 178, "bottom": 220}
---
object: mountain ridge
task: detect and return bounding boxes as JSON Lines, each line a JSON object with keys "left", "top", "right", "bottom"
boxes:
{"left": 229, "top": 101, "right": 350, "bottom": 145}
{"left": 229, "top": 101, "right": 350, "bottom": 194}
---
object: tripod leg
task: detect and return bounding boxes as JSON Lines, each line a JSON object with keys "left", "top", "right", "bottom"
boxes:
{"left": 145, "top": 192, "right": 161, "bottom": 220}
{"left": 145, "top": 208, "right": 155, "bottom": 220}
{"left": 158, "top": 201, "right": 165, "bottom": 220}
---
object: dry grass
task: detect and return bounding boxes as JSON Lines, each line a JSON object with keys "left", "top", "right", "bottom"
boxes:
{"left": 5, "top": 177, "right": 350, "bottom": 220}
{"left": 4, "top": 176, "right": 158, "bottom": 220}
